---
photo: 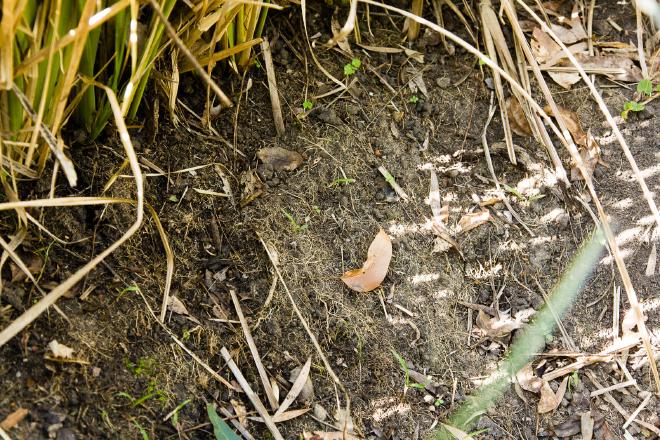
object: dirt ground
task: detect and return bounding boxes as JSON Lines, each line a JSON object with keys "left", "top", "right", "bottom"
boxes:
{"left": 1, "top": 2, "right": 659, "bottom": 439}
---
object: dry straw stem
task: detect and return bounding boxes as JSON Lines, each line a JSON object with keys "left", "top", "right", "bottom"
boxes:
{"left": 359, "top": 0, "right": 660, "bottom": 393}
{"left": 135, "top": 288, "right": 237, "bottom": 391}
{"left": 261, "top": 38, "right": 286, "bottom": 137}
{"left": 301, "top": 0, "right": 347, "bottom": 91}
{"left": 220, "top": 346, "right": 285, "bottom": 440}
{"left": 0, "top": 84, "right": 143, "bottom": 348}
{"left": 230, "top": 289, "right": 279, "bottom": 410}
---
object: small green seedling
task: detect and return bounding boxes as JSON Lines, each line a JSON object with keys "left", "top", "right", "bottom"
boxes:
{"left": 312, "top": 205, "right": 321, "bottom": 214}
{"left": 170, "top": 399, "right": 191, "bottom": 427}
{"left": 99, "top": 410, "right": 114, "bottom": 430}
{"left": 568, "top": 371, "right": 580, "bottom": 392}
{"left": 392, "top": 349, "right": 426, "bottom": 391}
{"left": 125, "top": 357, "right": 156, "bottom": 377}
{"left": 409, "top": 95, "right": 419, "bottom": 104}
{"left": 329, "top": 177, "right": 356, "bottom": 187}
{"left": 434, "top": 397, "right": 445, "bottom": 407}
{"left": 637, "top": 78, "right": 653, "bottom": 96}
{"left": 118, "top": 380, "right": 167, "bottom": 408}
{"left": 621, "top": 100, "right": 645, "bottom": 120}
{"left": 502, "top": 184, "right": 545, "bottom": 204}
{"left": 133, "top": 420, "right": 150, "bottom": 440}
{"left": 282, "top": 209, "right": 308, "bottom": 232}
{"left": 344, "top": 58, "right": 362, "bottom": 76}
{"left": 303, "top": 99, "right": 314, "bottom": 110}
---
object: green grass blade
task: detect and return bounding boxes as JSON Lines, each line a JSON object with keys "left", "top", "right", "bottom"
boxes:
{"left": 206, "top": 404, "right": 241, "bottom": 440}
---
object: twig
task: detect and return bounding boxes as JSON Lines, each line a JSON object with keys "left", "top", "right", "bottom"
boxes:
{"left": 220, "top": 347, "right": 284, "bottom": 440}
{"left": 589, "top": 379, "right": 637, "bottom": 397}
{"left": 230, "top": 289, "right": 279, "bottom": 411}
{"left": 260, "top": 38, "right": 286, "bottom": 137}
{"left": 586, "top": 372, "right": 660, "bottom": 436}
{"left": 622, "top": 391, "right": 652, "bottom": 428}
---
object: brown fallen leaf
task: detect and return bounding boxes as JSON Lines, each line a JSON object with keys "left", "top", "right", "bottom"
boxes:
{"left": 257, "top": 147, "right": 303, "bottom": 172}
{"left": 457, "top": 210, "right": 491, "bottom": 233}
{"left": 571, "top": 53, "right": 643, "bottom": 83}
{"left": 168, "top": 296, "right": 201, "bottom": 324}
{"left": 0, "top": 408, "right": 29, "bottom": 430}
{"left": 516, "top": 363, "right": 543, "bottom": 393}
{"left": 341, "top": 229, "right": 392, "bottom": 292}
{"left": 544, "top": 105, "right": 601, "bottom": 180}
{"left": 240, "top": 169, "right": 264, "bottom": 207}
{"left": 506, "top": 97, "right": 532, "bottom": 136}
{"left": 581, "top": 411, "right": 594, "bottom": 440}
{"left": 538, "top": 377, "right": 569, "bottom": 413}
{"left": 230, "top": 399, "right": 247, "bottom": 426}
{"left": 475, "top": 308, "right": 534, "bottom": 339}
{"left": 550, "top": 5, "right": 588, "bottom": 44}
{"left": 552, "top": 414, "right": 582, "bottom": 437}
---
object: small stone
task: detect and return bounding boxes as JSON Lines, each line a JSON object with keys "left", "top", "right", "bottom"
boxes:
{"left": 313, "top": 404, "right": 328, "bottom": 421}
{"left": 56, "top": 428, "right": 76, "bottom": 440}
{"left": 436, "top": 77, "right": 451, "bottom": 88}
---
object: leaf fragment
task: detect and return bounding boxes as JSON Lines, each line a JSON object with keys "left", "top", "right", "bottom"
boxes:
{"left": 341, "top": 229, "right": 392, "bottom": 292}
{"left": 538, "top": 377, "right": 569, "bottom": 413}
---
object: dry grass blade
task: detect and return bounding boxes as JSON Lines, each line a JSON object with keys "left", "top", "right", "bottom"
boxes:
{"left": 147, "top": 0, "right": 232, "bottom": 108}
{"left": 301, "top": 0, "right": 346, "bottom": 90}
{"left": 0, "top": 84, "right": 143, "bottom": 348}
{"left": 275, "top": 356, "right": 312, "bottom": 416}
{"left": 261, "top": 38, "right": 285, "bottom": 137}
{"left": 10, "top": 84, "right": 77, "bottom": 186}
{"left": 14, "top": 0, "right": 131, "bottom": 76}
{"left": 220, "top": 347, "right": 284, "bottom": 440}
{"left": 479, "top": 0, "right": 516, "bottom": 164}
{"left": 328, "top": 0, "right": 358, "bottom": 46}
{"left": 230, "top": 289, "right": 279, "bottom": 410}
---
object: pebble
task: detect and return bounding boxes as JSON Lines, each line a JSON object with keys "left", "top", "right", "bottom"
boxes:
{"left": 436, "top": 77, "right": 451, "bottom": 88}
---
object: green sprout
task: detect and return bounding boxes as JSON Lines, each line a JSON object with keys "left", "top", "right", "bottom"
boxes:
{"left": 391, "top": 349, "right": 426, "bottom": 391}
{"left": 281, "top": 209, "right": 308, "bottom": 232}
{"left": 133, "top": 420, "right": 150, "bottom": 440}
{"left": 344, "top": 58, "right": 362, "bottom": 76}
{"left": 409, "top": 95, "right": 419, "bottom": 104}
{"left": 170, "top": 399, "right": 191, "bottom": 427}
{"left": 329, "top": 177, "right": 356, "bottom": 187}
{"left": 303, "top": 99, "right": 314, "bottom": 110}
{"left": 621, "top": 100, "right": 645, "bottom": 120}
{"left": 637, "top": 78, "right": 653, "bottom": 96}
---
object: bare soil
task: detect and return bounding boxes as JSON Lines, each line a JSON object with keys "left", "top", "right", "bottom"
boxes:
{"left": 1, "top": 2, "right": 658, "bottom": 440}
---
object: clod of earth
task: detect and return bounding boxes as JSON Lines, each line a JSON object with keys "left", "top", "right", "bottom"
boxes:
{"left": 257, "top": 147, "right": 304, "bottom": 172}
